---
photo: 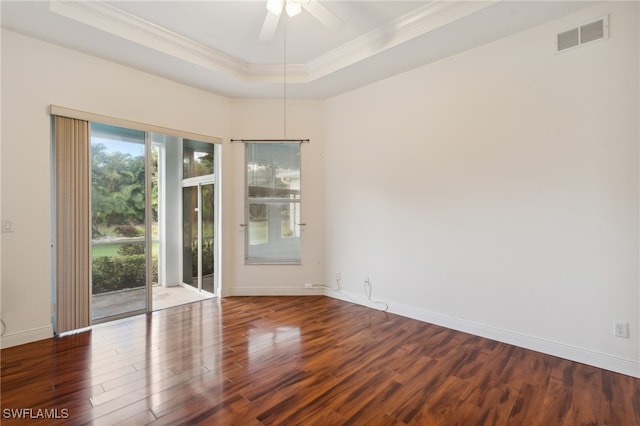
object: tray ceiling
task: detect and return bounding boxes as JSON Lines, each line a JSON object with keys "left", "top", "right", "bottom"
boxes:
{"left": 1, "top": 1, "right": 596, "bottom": 98}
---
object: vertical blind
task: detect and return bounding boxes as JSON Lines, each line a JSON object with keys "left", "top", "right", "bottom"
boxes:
{"left": 54, "top": 116, "right": 91, "bottom": 333}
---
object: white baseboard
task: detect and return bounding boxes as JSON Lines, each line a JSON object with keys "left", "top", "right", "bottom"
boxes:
{"left": 324, "top": 289, "right": 640, "bottom": 379}
{"left": 1, "top": 325, "right": 54, "bottom": 349}
{"left": 3, "top": 292, "right": 636, "bottom": 377}
{"left": 227, "top": 286, "right": 325, "bottom": 297}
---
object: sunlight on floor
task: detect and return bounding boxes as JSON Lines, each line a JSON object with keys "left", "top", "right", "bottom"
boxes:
{"left": 152, "top": 285, "right": 212, "bottom": 311}
{"left": 92, "top": 285, "right": 213, "bottom": 319}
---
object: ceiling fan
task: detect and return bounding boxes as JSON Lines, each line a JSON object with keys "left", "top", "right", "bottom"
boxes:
{"left": 259, "top": 0, "right": 345, "bottom": 41}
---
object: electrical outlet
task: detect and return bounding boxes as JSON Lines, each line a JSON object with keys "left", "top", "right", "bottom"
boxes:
{"left": 613, "top": 322, "right": 629, "bottom": 338}
{"left": 304, "top": 283, "right": 313, "bottom": 289}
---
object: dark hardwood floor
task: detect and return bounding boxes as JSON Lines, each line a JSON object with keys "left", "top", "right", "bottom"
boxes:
{"left": 1, "top": 296, "right": 639, "bottom": 425}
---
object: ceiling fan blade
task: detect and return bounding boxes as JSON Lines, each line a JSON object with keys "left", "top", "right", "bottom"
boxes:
{"left": 302, "top": 0, "right": 344, "bottom": 31}
{"left": 259, "top": 10, "right": 280, "bottom": 42}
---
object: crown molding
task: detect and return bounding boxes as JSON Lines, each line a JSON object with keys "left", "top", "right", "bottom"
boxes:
{"left": 246, "top": 63, "right": 308, "bottom": 83}
{"left": 49, "top": 0, "right": 497, "bottom": 85}
{"left": 305, "top": 0, "right": 497, "bottom": 81}
{"left": 49, "top": 0, "right": 249, "bottom": 78}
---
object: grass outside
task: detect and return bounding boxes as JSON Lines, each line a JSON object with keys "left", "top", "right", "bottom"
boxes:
{"left": 92, "top": 241, "right": 159, "bottom": 259}
{"left": 92, "top": 222, "right": 160, "bottom": 260}
{"left": 94, "top": 223, "right": 160, "bottom": 239}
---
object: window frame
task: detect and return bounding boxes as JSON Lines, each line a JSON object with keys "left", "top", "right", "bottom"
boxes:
{"left": 244, "top": 142, "right": 302, "bottom": 265}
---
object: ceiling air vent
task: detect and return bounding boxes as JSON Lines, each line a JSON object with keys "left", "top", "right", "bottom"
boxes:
{"left": 555, "top": 15, "right": 608, "bottom": 53}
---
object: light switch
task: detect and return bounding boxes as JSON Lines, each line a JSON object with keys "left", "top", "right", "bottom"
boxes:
{"left": 2, "top": 220, "right": 13, "bottom": 233}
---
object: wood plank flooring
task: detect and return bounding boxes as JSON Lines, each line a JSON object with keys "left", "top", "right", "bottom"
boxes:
{"left": 1, "top": 296, "right": 639, "bottom": 425}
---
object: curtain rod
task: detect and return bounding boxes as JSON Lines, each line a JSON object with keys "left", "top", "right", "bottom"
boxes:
{"left": 230, "top": 139, "right": 310, "bottom": 144}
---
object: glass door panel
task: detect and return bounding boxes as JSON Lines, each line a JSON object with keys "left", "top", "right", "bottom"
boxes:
{"left": 182, "top": 186, "right": 198, "bottom": 288}
{"left": 90, "top": 123, "right": 147, "bottom": 321}
{"left": 201, "top": 184, "right": 215, "bottom": 293}
{"left": 151, "top": 144, "right": 160, "bottom": 287}
{"left": 182, "top": 183, "right": 215, "bottom": 294}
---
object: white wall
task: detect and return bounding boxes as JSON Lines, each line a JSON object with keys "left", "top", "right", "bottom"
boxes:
{"left": 227, "top": 99, "right": 325, "bottom": 295}
{"left": 324, "top": 2, "right": 639, "bottom": 377}
{"left": 0, "top": 30, "right": 231, "bottom": 347}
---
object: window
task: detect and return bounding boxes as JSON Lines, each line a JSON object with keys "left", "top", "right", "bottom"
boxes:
{"left": 246, "top": 143, "right": 301, "bottom": 264}
{"left": 183, "top": 139, "right": 214, "bottom": 179}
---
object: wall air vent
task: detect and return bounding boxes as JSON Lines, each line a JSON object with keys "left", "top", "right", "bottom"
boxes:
{"left": 555, "top": 15, "right": 608, "bottom": 53}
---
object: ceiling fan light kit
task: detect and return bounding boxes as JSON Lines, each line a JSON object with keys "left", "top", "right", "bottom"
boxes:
{"left": 261, "top": 0, "right": 343, "bottom": 41}
{"left": 266, "top": 0, "right": 283, "bottom": 16}
{"left": 266, "top": 0, "right": 302, "bottom": 18}
{"left": 286, "top": 2, "right": 302, "bottom": 18}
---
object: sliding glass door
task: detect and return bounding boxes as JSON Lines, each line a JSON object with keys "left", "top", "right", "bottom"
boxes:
{"left": 89, "top": 126, "right": 218, "bottom": 322}
{"left": 90, "top": 123, "right": 148, "bottom": 321}
{"left": 182, "top": 139, "right": 216, "bottom": 294}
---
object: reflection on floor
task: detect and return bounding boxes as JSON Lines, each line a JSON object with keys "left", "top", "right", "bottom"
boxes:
{"left": 92, "top": 285, "right": 213, "bottom": 320}
{"left": 182, "top": 274, "right": 215, "bottom": 294}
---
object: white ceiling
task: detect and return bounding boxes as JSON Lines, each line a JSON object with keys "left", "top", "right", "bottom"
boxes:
{"left": 1, "top": 1, "right": 596, "bottom": 99}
